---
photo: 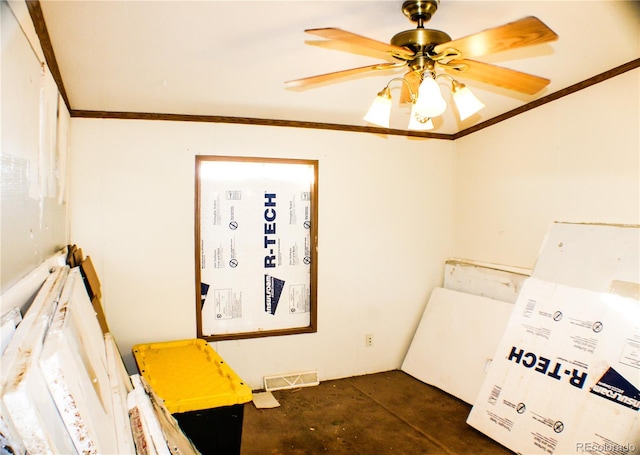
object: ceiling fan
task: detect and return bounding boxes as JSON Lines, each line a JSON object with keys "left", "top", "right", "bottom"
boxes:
{"left": 285, "top": 0, "right": 558, "bottom": 130}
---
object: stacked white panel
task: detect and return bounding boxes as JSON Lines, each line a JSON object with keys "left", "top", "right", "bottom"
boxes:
{"left": 39, "top": 268, "right": 118, "bottom": 454}
{"left": 1, "top": 267, "right": 76, "bottom": 454}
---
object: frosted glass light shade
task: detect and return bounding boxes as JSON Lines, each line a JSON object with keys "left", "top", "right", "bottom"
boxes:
{"left": 453, "top": 85, "right": 484, "bottom": 120}
{"left": 414, "top": 77, "right": 447, "bottom": 118}
{"left": 363, "top": 88, "right": 392, "bottom": 128}
{"left": 408, "top": 103, "right": 434, "bottom": 130}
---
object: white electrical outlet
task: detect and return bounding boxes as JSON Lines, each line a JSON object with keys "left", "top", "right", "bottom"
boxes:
{"left": 365, "top": 333, "right": 373, "bottom": 347}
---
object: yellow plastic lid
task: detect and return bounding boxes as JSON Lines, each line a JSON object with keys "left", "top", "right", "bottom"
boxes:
{"left": 132, "top": 339, "right": 252, "bottom": 414}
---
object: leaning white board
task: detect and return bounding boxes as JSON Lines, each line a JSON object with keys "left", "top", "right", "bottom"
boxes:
{"left": 39, "top": 268, "right": 118, "bottom": 454}
{"left": 533, "top": 222, "right": 640, "bottom": 294}
{"left": 0, "top": 307, "right": 22, "bottom": 355}
{"left": 129, "top": 374, "right": 171, "bottom": 455}
{"left": 443, "top": 259, "right": 530, "bottom": 304}
{"left": 467, "top": 278, "right": 640, "bottom": 454}
{"left": 401, "top": 287, "right": 514, "bottom": 404}
{"left": 0, "top": 266, "right": 77, "bottom": 454}
{"left": 105, "top": 333, "right": 136, "bottom": 455}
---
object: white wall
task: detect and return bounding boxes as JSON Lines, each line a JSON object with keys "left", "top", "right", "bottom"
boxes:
{"left": 1, "top": 1, "right": 69, "bottom": 296}
{"left": 67, "top": 69, "right": 640, "bottom": 391}
{"left": 68, "top": 120, "right": 454, "bottom": 388}
{"left": 453, "top": 69, "right": 640, "bottom": 269}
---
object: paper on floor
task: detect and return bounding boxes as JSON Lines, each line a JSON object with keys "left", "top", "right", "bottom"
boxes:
{"left": 252, "top": 391, "right": 281, "bottom": 409}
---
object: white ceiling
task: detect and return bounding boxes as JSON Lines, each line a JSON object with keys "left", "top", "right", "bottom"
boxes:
{"left": 38, "top": 0, "right": 639, "bottom": 135}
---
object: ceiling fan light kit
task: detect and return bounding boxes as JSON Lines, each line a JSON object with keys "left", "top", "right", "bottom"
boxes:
{"left": 408, "top": 105, "right": 435, "bottom": 131}
{"left": 363, "top": 87, "right": 393, "bottom": 128}
{"left": 413, "top": 75, "right": 448, "bottom": 116}
{"left": 363, "top": 71, "right": 484, "bottom": 129}
{"left": 286, "top": 0, "right": 558, "bottom": 132}
{"left": 451, "top": 80, "right": 485, "bottom": 121}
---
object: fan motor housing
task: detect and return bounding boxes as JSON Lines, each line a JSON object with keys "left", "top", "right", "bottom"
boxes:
{"left": 391, "top": 28, "right": 451, "bottom": 53}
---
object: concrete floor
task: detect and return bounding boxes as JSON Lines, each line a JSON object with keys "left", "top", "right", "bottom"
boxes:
{"left": 240, "top": 370, "right": 514, "bottom": 455}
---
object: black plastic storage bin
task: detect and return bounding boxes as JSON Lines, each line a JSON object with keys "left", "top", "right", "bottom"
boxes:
{"left": 132, "top": 339, "right": 253, "bottom": 455}
{"left": 173, "top": 404, "right": 244, "bottom": 455}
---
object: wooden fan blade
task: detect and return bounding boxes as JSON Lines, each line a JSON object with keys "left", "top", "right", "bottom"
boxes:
{"left": 433, "top": 16, "right": 558, "bottom": 58}
{"left": 305, "top": 28, "right": 414, "bottom": 60}
{"left": 399, "top": 70, "right": 421, "bottom": 104}
{"left": 306, "top": 40, "right": 397, "bottom": 61}
{"left": 441, "top": 59, "right": 550, "bottom": 94}
{"left": 285, "top": 62, "right": 406, "bottom": 89}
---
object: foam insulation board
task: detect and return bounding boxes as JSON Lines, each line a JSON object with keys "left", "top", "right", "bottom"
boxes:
{"left": 128, "top": 393, "right": 158, "bottom": 455}
{"left": 467, "top": 277, "right": 640, "bottom": 454}
{"left": 1, "top": 307, "right": 22, "bottom": 355}
{"left": 129, "top": 374, "right": 171, "bottom": 455}
{"left": 105, "top": 333, "right": 136, "bottom": 454}
{"left": 402, "top": 287, "right": 514, "bottom": 404}
{"left": 138, "top": 375, "right": 201, "bottom": 455}
{"left": 532, "top": 222, "right": 640, "bottom": 294}
{"left": 0, "top": 250, "right": 66, "bottom": 316}
{"left": 39, "top": 268, "right": 117, "bottom": 454}
{"left": 0, "top": 266, "right": 77, "bottom": 454}
{"left": 0, "top": 399, "right": 25, "bottom": 455}
{"left": 444, "top": 259, "right": 530, "bottom": 303}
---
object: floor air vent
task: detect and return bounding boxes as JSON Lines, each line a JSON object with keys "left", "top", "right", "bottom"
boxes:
{"left": 264, "top": 371, "right": 319, "bottom": 391}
